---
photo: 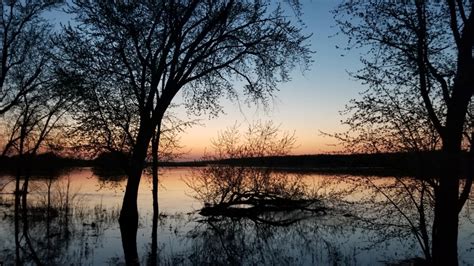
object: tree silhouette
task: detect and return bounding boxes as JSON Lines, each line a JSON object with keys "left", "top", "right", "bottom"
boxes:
{"left": 185, "top": 121, "right": 324, "bottom": 222}
{"left": 334, "top": 1, "right": 473, "bottom": 264}
{"left": 0, "top": 0, "right": 62, "bottom": 115}
{"left": 0, "top": 5, "right": 74, "bottom": 264}
{"left": 58, "top": 1, "right": 311, "bottom": 264}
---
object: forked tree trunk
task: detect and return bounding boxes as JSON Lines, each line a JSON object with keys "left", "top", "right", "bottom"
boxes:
{"left": 430, "top": 5, "right": 473, "bottom": 263}
{"left": 431, "top": 38, "right": 473, "bottom": 264}
{"left": 431, "top": 97, "right": 469, "bottom": 266}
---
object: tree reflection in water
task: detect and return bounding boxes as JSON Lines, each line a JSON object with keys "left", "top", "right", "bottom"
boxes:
{"left": 186, "top": 166, "right": 326, "bottom": 225}
{"left": 183, "top": 165, "right": 409, "bottom": 265}
{"left": 184, "top": 213, "right": 355, "bottom": 265}
{"left": 1, "top": 175, "right": 120, "bottom": 265}
{"left": 1, "top": 168, "right": 473, "bottom": 265}
{"left": 185, "top": 166, "right": 473, "bottom": 265}
{"left": 340, "top": 175, "right": 434, "bottom": 261}
{"left": 321, "top": 174, "right": 473, "bottom": 264}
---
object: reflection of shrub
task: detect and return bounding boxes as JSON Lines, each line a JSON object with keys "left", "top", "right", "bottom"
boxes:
{"left": 186, "top": 121, "right": 324, "bottom": 222}
{"left": 1, "top": 172, "right": 123, "bottom": 265}
{"left": 192, "top": 167, "right": 307, "bottom": 205}
{"left": 189, "top": 166, "right": 324, "bottom": 223}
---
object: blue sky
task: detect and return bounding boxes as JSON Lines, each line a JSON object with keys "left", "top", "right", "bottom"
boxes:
{"left": 44, "top": 1, "right": 367, "bottom": 159}
{"left": 178, "top": 0, "right": 366, "bottom": 159}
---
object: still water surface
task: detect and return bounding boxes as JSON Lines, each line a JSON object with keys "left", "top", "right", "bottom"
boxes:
{"left": 1, "top": 167, "right": 473, "bottom": 265}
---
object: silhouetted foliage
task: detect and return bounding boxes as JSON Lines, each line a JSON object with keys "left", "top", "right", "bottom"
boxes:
{"left": 334, "top": 1, "right": 473, "bottom": 264}
{"left": 186, "top": 121, "right": 324, "bottom": 223}
{"left": 0, "top": 0, "right": 63, "bottom": 115}
{"left": 0, "top": 0, "right": 69, "bottom": 159}
{"left": 57, "top": 3, "right": 311, "bottom": 263}
{"left": 94, "top": 151, "right": 129, "bottom": 168}
{"left": 333, "top": 1, "right": 472, "bottom": 153}
{"left": 0, "top": 6, "right": 79, "bottom": 263}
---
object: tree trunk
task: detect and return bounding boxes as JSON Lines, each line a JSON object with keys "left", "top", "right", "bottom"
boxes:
{"left": 150, "top": 124, "right": 160, "bottom": 266}
{"left": 21, "top": 163, "right": 30, "bottom": 233}
{"left": 431, "top": 90, "right": 469, "bottom": 266}
{"left": 119, "top": 121, "right": 154, "bottom": 266}
{"left": 152, "top": 123, "right": 160, "bottom": 221}
{"left": 21, "top": 161, "right": 43, "bottom": 265}
{"left": 431, "top": 6, "right": 473, "bottom": 264}
{"left": 14, "top": 187, "right": 21, "bottom": 265}
{"left": 432, "top": 153, "right": 460, "bottom": 266}
{"left": 14, "top": 136, "right": 24, "bottom": 265}
{"left": 431, "top": 54, "right": 473, "bottom": 266}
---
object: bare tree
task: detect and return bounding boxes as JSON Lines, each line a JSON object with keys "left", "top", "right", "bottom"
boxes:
{"left": 0, "top": 0, "right": 63, "bottom": 115}
{"left": 147, "top": 109, "right": 198, "bottom": 266}
{"left": 207, "top": 120, "right": 297, "bottom": 159}
{"left": 0, "top": 2, "right": 68, "bottom": 263}
{"left": 1, "top": 65, "right": 73, "bottom": 266}
{"left": 1, "top": 82, "right": 71, "bottom": 158}
{"left": 186, "top": 121, "right": 323, "bottom": 224}
{"left": 58, "top": 2, "right": 311, "bottom": 257}
{"left": 334, "top": 1, "right": 473, "bottom": 264}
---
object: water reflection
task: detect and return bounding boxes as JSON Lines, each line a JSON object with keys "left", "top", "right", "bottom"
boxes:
{"left": 1, "top": 174, "right": 120, "bottom": 265}
{"left": 186, "top": 166, "right": 326, "bottom": 226}
{"left": 338, "top": 175, "right": 434, "bottom": 261}
{"left": 0, "top": 167, "right": 473, "bottom": 265}
{"left": 185, "top": 215, "right": 354, "bottom": 265}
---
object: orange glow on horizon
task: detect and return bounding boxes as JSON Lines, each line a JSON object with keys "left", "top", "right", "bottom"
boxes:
{"left": 178, "top": 126, "right": 344, "bottom": 161}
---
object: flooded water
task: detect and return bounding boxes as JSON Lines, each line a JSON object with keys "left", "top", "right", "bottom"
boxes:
{"left": 1, "top": 167, "right": 473, "bottom": 265}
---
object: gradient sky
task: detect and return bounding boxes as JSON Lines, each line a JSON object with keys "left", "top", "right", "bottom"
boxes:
{"left": 46, "top": 1, "right": 367, "bottom": 160}
{"left": 174, "top": 0, "right": 367, "bottom": 160}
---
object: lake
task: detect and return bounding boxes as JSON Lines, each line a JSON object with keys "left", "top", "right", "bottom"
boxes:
{"left": 1, "top": 167, "right": 473, "bottom": 265}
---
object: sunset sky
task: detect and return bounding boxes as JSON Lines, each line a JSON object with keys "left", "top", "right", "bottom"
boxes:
{"left": 45, "top": 1, "right": 367, "bottom": 160}
{"left": 173, "top": 1, "right": 366, "bottom": 160}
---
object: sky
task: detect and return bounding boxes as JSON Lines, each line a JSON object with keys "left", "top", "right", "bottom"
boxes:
{"left": 174, "top": 1, "right": 366, "bottom": 160}
{"left": 45, "top": 1, "right": 368, "bottom": 160}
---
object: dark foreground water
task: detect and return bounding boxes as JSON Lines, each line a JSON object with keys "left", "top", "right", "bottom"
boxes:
{"left": 1, "top": 167, "right": 473, "bottom": 265}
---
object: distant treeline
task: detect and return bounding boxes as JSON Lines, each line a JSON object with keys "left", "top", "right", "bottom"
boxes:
{"left": 0, "top": 151, "right": 470, "bottom": 177}
{"left": 205, "top": 152, "right": 472, "bottom": 177}
{"left": 0, "top": 153, "right": 89, "bottom": 176}
{"left": 162, "top": 151, "right": 471, "bottom": 177}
